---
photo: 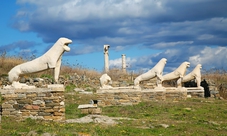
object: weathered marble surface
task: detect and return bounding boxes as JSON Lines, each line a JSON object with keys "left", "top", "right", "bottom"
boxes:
{"left": 103, "top": 45, "right": 110, "bottom": 73}
{"left": 162, "top": 61, "right": 190, "bottom": 82}
{"left": 134, "top": 58, "right": 167, "bottom": 87}
{"left": 7, "top": 37, "right": 72, "bottom": 88}
{"left": 99, "top": 73, "right": 113, "bottom": 89}
{"left": 177, "top": 64, "right": 202, "bottom": 88}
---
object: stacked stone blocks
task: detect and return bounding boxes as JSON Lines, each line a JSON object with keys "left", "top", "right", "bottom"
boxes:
{"left": 97, "top": 87, "right": 203, "bottom": 106}
{"left": 0, "top": 85, "right": 65, "bottom": 121}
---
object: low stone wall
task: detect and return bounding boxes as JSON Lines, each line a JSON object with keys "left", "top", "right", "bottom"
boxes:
{"left": 165, "top": 87, "right": 188, "bottom": 101}
{"left": 97, "top": 87, "right": 187, "bottom": 106}
{"left": 97, "top": 87, "right": 190, "bottom": 106}
{"left": 0, "top": 84, "right": 65, "bottom": 121}
{"left": 78, "top": 104, "right": 102, "bottom": 114}
{"left": 97, "top": 87, "right": 142, "bottom": 106}
{"left": 187, "top": 87, "right": 204, "bottom": 97}
{"left": 141, "top": 89, "right": 166, "bottom": 102}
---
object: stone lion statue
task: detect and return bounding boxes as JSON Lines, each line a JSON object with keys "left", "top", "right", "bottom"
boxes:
{"left": 8, "top": 37, "right": 72, "bottom": 85}
{"left": 100, "top": 73, "right": 113, "bottom": 89}
{"left": 162, "top": 61, "right": 190, "bottom": 84}
{"left": 134, "top": 58, "right": 167, "bottom": 87}
{"left": 177, "top": 64, "right": 202, "bottom": 88}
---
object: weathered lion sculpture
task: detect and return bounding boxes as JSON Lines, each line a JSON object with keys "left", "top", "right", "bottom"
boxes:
{"left": 177, "top": 64, "right": 202, "bottom": 88}
{"left": 8, "top": 37, "right": 72, "bottom": 85}
{"left": 162, "top": 61, "right": 190, "bottom": 83}
{"left": 100, "top": 73, "right": 113, "bottom": 89}
{"left": 134, "top": 58, "right": 167, "bottom": 87}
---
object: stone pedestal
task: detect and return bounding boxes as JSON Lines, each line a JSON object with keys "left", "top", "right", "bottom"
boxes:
{"left": 78, "top": 104, "right": 102, "bottom": 114}
{"left": 97, "top": 90, "right": 141, "bottom": 106}
{"left": 186, "top": 87, "right": 204, "bottom": 97}
{"left": 97, "top": 86, "right": 204, "bottom": 106}
{"left": 97, "top": 86, "right": 140, "bottom": 93}
{"left": 0, "top": 84, "right": 65, "bottom": 121}
{"left": 141, "top": 88, "right": 166, "bottom": 101}
{"left": 165, "top": 87, "right": 187, "bottom": 101}
{"left": 97, "top": 87, "right": 166, "bottom": 106}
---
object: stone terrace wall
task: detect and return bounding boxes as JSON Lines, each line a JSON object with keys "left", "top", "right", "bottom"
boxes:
{"left": 0, "top": 84, "right": 65, "bottom": 121}
{"left": 97, "top": 87, "right": 189, "bottom": 106}
{"left": 186, "top": 87, "right": 205, "bottom": 98}
{"left": 165, "top": 87, "right": 188, "bottom": 101}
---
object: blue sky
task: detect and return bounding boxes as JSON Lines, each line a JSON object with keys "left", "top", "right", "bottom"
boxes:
{"left": 0, "top": 0, "right": 227, "bottom": 74}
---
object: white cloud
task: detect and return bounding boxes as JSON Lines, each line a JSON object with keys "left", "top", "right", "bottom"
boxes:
{"left": 118, "top": 27, "right": 143, "bottom": 35}
{"left": 109, "top": 57, "right": 137, "bottom": 68}
{"left": 99, "top": 37, "right": 132, "bottom": 45}
{"left": 189, "top": 46, "right": 227, "bottom": 69}
{"left": 115, "top": 46, "right": 125, "bottom": 51}
{"left": 71, "top": 45, "right": 97, "bottom": 55}
{"left": 109, "top": 58, "right": 121, "bottom": 68}
{"left": 189, "top": 55, "right": 201, "bottom": 65}
{"left": 16, "top": 0, "right": 166, "bottom": 22}
{"left": 153, "top": 41, "right": 194, "bottom": 48}
{"left": 198, "top": 34, "right": 214, "bottom": 40}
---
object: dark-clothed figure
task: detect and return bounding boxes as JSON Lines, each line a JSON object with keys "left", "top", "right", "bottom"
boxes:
{"left": 201, "top": 79, "right": 210, "bottom": 98}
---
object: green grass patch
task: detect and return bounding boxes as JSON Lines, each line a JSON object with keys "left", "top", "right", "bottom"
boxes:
{"left": 65, "top": 83, "right": 76, "bottom": 92}
{"left": 1, "top": 94, "right": 227, "bottom": 136}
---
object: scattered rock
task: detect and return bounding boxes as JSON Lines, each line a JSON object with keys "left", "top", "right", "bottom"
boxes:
{"left": 65, "top": 115, "right": 134, "bottom": 125}
{"left": 41, "top": 133, "right": 55, "bottom": 136}
{"left": 74, "top": 88, "right": 85, "bottom": 92}
{"left": 26, "top": 131, "right": 37, "bottom": 136}
{"left": 79, "top": 91, "right": 93, "bottom": 94}
{"left": 158, "top": 124, "right": 169, "bottom": 128}
{"left": 26, "top": 131, "right": 56, "bottom": 136}
{"left": 187, "top": 95, "right": 192, "bottom": 98}
{"left": 184, "top": 108, "right": 192, "bottom": 111}
{"left": 208, "top": 121, "right": 220, "bottom": 126}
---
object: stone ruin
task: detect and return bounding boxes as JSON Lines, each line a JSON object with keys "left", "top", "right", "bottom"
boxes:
{"left": 1, "top": 37, "right": 72, "bottom": 121}
{"left": 103, "top": 44, "right": 110, "bottom": 73}
{"left": 0, "top": 40, "right": 209, "bottom": 122}
{"left": 1, "top": 85, "right": 65, "bottom": 121}
{"left": 97, "top": 58, "right": 205, "bottom": 106}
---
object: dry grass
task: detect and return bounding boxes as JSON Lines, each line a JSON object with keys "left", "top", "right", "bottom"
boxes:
{"left": 107, "top": 68, "right": 130, "bottom": 80}
{"left": 0, "top": 56, "right": 25, "bottom": 76}
{"left": 61, "top": 65, "right": 101, "bottom": 79}
{"left": 202, "top": 69, "right": 227, "bottom": 86}
{"left": 0, "top": 52, "right": 101, "bottom": 79}
{"left": 202, "top": 69, "right": 227, "bottom": 99}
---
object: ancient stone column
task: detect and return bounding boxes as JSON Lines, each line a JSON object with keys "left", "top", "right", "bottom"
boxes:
{"left": 122, "top": 54, "right": 126, "bottom": 73}
{"left": 104, "top": 45, "right": 110, "bottom": 73}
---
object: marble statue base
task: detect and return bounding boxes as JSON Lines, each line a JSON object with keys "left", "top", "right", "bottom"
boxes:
{"left": 97, "top": 86, "right": 141, "bottom": 93}
{"left": 186, "top": 87, "right": 204, "bottom": 98}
